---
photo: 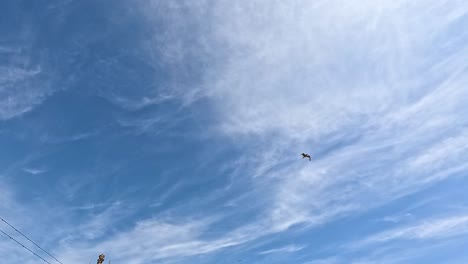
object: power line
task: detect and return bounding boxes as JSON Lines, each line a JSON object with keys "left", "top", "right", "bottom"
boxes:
{"left": 0, "top": 227, "right": 52, "bottom": 264}
{"left": 0, "top": 216, "right": 64, "bottom": 264}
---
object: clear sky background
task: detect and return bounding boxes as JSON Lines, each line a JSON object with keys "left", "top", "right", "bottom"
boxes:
{"left": 1, "top": 1, "right": 468, "bottom": 263}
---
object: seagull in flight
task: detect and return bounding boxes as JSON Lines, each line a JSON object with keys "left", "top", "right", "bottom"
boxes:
{"left": 301, "top": 152, "right": 311, "bottom": 161}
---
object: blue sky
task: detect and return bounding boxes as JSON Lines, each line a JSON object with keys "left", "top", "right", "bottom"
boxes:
{"left": 1, "top": 1, "right": 468, "bottom": 263}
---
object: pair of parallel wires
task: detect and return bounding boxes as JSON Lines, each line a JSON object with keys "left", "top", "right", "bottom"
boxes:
{"left": 0, "top": 216, "right": 64, "bottom": 264}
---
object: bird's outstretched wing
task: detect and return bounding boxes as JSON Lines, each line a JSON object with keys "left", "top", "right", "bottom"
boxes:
{"left": 301, "top": 153, "right": 312, "bottom": 161}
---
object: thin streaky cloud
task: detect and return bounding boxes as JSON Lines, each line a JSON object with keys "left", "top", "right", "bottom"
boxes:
{"left": 354, "top": 214, "right": 468, "bottom": 248}
{"left": 0, "top": 1, "right": 467, "bottom": 263}
{"left": 259, "top": 244, "right": 305, "bottom": 255}
{"left": 39, "top": 131, "right": 99, "bottom": 144}
{"left": 22, "top": 168, "right": 46, "bottom": 175}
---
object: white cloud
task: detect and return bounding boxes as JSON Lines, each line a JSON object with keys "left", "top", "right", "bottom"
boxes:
{"left": 357, "top": 214, "right": 468, "bottom": 246}
{"left": 0, "top": 42, "right": 56, "bottom": 120}
{"left": 57, "top": 216, "right": 252, "bottom": 264}
{"left": 176, "top": 0, "right": 468, "bottom": 233}
{"left": 39, "top": 131, "right": 98, "bottom": 144}
{"left": 0, "top": 65, "right": 52, "bottom": 120}
{"left": 22, "top": 168, "right": 46, "bottom": 175}
{"left": 378, "top": 213, "right": 413, "bottom": 223}
{"left": 303, "top": 257, "right": 340, "bottom": 264}
{"left": 408, "top": 131, "right": 468, "bottom": 173}
{"left": 3, "top": 1, "right": 467, "bottom": 263}
{"left": 259, "top": 244, "right": 305, "bottom": 255}
{"left": 104, "top": 93, "right": 175, "bottom": 111}
{"left": 0, "top": 183, "right": 14, "bottom": 211}
{"left": 71, "top": 203, "right": 109, "bottom": 211}
{"left": 33, "top": 1, "right": 464, "bottom": 262}
{"left": 131, "top": 0, "right": 468, "bottom": 253}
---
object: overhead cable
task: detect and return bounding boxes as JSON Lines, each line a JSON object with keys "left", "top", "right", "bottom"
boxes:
{"left": 0, "top": 216, "right": 64, "bottom": 264}
{"left": 0, "top": 227, "right": 52, "bottom": 264}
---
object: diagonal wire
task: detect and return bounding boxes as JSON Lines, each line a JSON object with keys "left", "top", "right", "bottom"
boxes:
{"left": 0, "top": 216, "right": 64, "bottom": 264}
{"left": 0, "top": 227, "right": 52, "bottom": 264}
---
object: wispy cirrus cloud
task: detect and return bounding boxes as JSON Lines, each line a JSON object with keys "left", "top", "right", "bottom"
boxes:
{"left": 22, "top": 168, "right": 46, "bottom": 175}
{"left": 303, "top": 257, "right": 340, "bottom": 264}
{"left": 99, "top": 2, "right": 468, "bottom": 262}
{"left": 104, "top": 93, "right": 176, "bottom": 111}
{"left": 0, "top": 65, "right": 52, "bottom": 120}
{"left": 300, "top": 214, "right": 468, "bottom": 264}
{"left": 57, "top": 216, "right": 248, "bottom": 264}
{"left": 2, "top": 1, "right": 467, "bottom": 264}
{"left": 356, "top": 214, "right": 468, "bottom": 247}
{"left": 43, "top": 1, "right": 466, "bottom": 262}
{"left": 39, "top": 131, "right": 99, "bottom": 144}
{"left": 312, "top": 214, "right": 468, "bottom": 264}
{"left": 168, "top": 0, "right": 468, "bottom": 234}
{"left": 259, "top": 244, "right": 305, "bottom": 255}
{"left": 0, "top": 32, "right": 60, "bottom": 120}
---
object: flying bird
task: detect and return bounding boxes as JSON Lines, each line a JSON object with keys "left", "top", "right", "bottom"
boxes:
{"left": 301, "top": 152, "right": 311, "bottom": 161}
